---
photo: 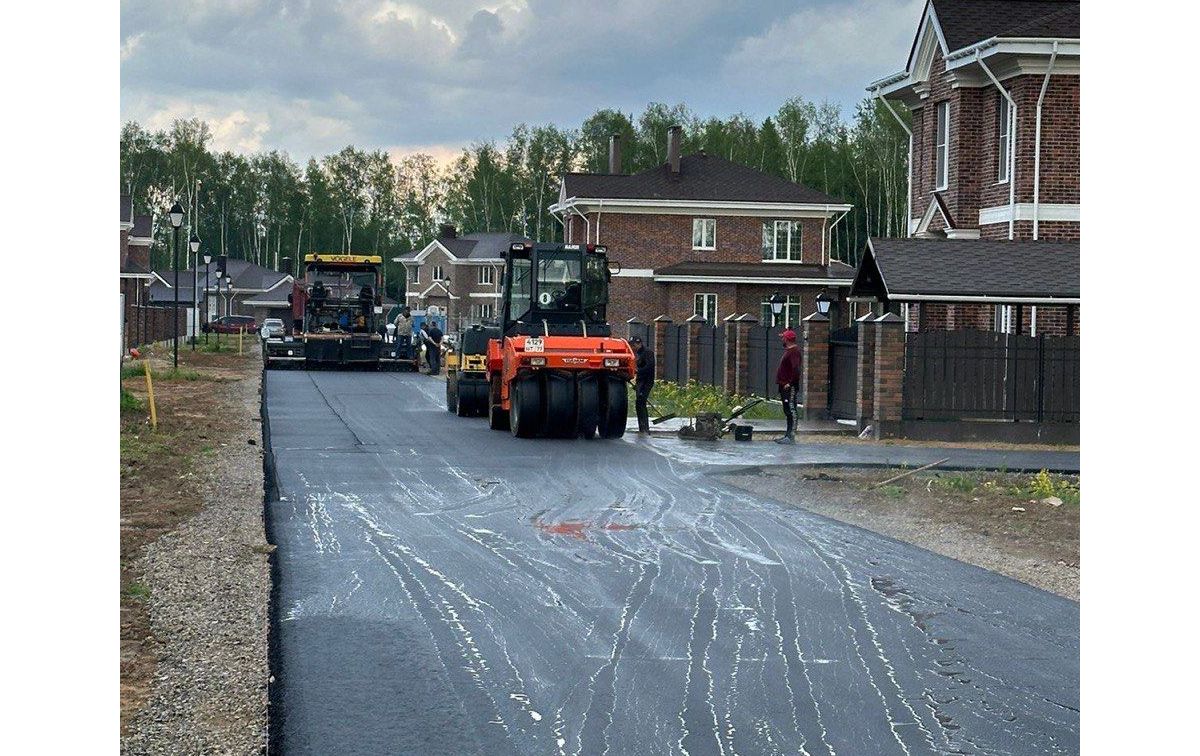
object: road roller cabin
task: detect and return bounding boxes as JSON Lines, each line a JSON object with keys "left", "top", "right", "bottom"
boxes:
{"left": 483, "top": 242, "right": 635, "bottom": 438}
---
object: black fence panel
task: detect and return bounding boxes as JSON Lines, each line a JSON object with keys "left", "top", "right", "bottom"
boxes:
{"left": 903, "top": 330, "right": 1079, "bottom": 423}
{"left": 628, "top": 321, "right": 650, "bottom": 346}
{"left": 745, "top": 325, "right": 785, "bottom": 398}
{"left": 828, "top": 325, "right": 859, "bottom": 419}
{"left": 663, "top": 324, "right": 680, "bottom": 382}
{"left": 694, "top": 325, "right": 726, "bottom": 387}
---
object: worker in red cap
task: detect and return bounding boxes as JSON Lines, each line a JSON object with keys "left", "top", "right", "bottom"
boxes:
{"left": 775, "top": 329, "right": 802, "bottom": 444}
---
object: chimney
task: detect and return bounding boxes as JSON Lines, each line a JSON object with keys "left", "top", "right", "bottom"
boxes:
{"left": 667, "top": 125, "right": 682, "bottom": 175}
{"left": 608, "top": 134, "right": 622, "bottom": 174}
{"left": 439, "top": 223, "right": 457, "bottom": 239}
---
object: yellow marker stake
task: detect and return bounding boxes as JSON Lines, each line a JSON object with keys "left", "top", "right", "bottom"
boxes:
{"left": 143, "top": 361, "right": 158, "bottom": 430}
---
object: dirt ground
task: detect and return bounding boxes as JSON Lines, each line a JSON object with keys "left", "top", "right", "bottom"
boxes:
{"left": 722, "top": 466, "right": 1080, "bottom": 600}
{"left": 119, "top": 339, "right": 262, "bottom": 734}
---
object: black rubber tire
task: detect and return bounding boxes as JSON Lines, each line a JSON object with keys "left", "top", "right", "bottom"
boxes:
{"left": 462, "top": 382, "right": 484, "bottom": 417}
{"left": 598, "top": 375, "right": 628, "bottom": 439}
{"left": 511, "top": 376, "right": 542, "bottom": 438}
{"left": 575, "top": 373, "right": 600, "bottom": 439}
{"left": 447, "top": 377, "right": 458, "bottom": 413}
{"left": 544, "top": 372, "right": 576, "bottom": 438}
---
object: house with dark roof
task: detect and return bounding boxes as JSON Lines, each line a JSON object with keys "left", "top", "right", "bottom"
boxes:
{"left": 393, "top": 225, "right": 530, "bottom": 331}
{"left": 857, "top": 0, "right": 1080, "bottom": 335}
{"left": 549, "top": 126, "right": 855, "bottom": 329}
{"left": 150, "top": 257, "right": 293, "bottom": 329}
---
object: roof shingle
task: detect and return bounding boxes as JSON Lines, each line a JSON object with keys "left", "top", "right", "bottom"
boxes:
{"left": 562, "top": 153, "right": 844, "bottom": 206}
{"left": 933, "top": 0, "right": 1079, "bottom": 51}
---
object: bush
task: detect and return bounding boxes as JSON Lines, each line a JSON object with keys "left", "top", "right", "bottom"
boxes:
{"left": 637, "top": 380, "right": 784, "bottom": 421}
{"left": 1028, "top": 469, "right": 1080, "bottom": 505}
{"left": 120, "top": 388, "right": 143, "bottom": 412}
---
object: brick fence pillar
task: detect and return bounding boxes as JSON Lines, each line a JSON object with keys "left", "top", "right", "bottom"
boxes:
{"left": 652, "top": 315, "right": 672, "bottom": 381}
{"left": 722, "top": 313, "right": 740, "bottom": 394}
{"left": 684, "top": 314, "right": 706, "bottom": 383}
{"left": 625, "top": 317, "right": 643, "bottom": 340}
{"left": 855, "top": 313, "right": 877, "bottom": 430}
{"left": 801, "top": 311, "right": 830, "bottom": 420}
{"left": 872, "top": 312, "right": 906, "bottom": 437}
{"left": 734, "top": 314, "right": 757, "bottom": 396}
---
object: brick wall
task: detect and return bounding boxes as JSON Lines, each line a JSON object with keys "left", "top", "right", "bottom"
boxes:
{"left": 407, "top": 245, "right": 504, "bottom": 328}
{"left": 910, "top": 301, "right": 1079, "bottom": 336}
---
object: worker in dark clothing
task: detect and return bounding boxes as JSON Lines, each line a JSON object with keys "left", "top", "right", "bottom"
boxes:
{"left": 358, "top": 284, "right": 374, "bottom": 320}
{"left": 426, "top": 321, "right": 444, "bottom": 375}
{"left": 310, "top": 280, "right": 327, "bottom": 312}
{"left": 775, "top": 329, "right": 802, "bottom": 444}
{"left": 630, "top": 335, "right": 655, "bottom": 434}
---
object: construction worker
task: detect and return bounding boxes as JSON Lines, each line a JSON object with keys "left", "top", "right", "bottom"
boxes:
{"left": 775, "top": 329, "right": 802, "bottom": 445}
{"left": 426, "top": 320, "right": 444, "bottom": 375}
{"left": 630, "top": 335, "right": 655, "bottom": 434}
{"left": 393, "top": 307, "right": 411, "bottom": 344}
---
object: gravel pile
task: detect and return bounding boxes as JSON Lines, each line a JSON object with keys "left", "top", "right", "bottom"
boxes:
{"left": 122, "top": 372, "right": 271, "bottom": 755}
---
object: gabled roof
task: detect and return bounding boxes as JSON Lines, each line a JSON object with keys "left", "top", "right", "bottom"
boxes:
{"left": 934, "top": 0, "right": 1078, "bottom": 52}
{"left": 850, "top": 237, "right": 1079, "bottom": 302}
{"left": 120, "top": 194, "right": 133, "bottom": 224}
{"left": 559, "top": 153, "right": 844, "bottom": 207}
{"left": 394, "top": 231, "right": 530, "bottom": 263}
{"left": 149, "top": 259, "right": 292, "bottom": 303}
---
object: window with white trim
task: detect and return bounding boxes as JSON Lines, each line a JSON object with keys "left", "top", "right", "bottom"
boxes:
{"left": 692, "top": 218, "right": 716, "bottom": 250}
{"left": 760, "top": 295, "right": 803, "bottom": 328}
{"left": 410, "top": 266, "right": 419, "bottom": 284}
{"left": 431, "top": 264, "right": 445, "bottom": 282}
{"left": 996, "top": 95, "right": 1010, "bottom": 183}
{"left": 478, "top": 266, "right": 495, "bottom": 285}
{"left": 935, "top": 101, "right": 950, "bottom": 191}
{"left": 472, "top": 303, "right": 494, "bottom": 320}
{"left": 761, "top": 220, "right": 803, "bottom": 261}
{"left": 694, "top": 293, "right": 717, "bottom": 323}
{"left": 995, "top": 304, "right": 1013, "bottom": 334}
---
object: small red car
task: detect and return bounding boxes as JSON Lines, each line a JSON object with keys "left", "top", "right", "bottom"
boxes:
{"left": 203, "top": 315, "right": 258, "bottom": 334}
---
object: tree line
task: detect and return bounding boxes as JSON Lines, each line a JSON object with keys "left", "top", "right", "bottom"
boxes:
{"left": 120, "top": 96, "right": 909, "bottom": 298}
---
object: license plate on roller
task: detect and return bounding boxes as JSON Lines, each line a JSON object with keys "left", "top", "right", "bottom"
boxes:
{"left": 525, "top": 337, "right": 544, "bottom": 353}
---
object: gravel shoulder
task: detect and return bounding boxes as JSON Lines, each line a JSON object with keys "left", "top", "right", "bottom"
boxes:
{"left": 721, "top": 465, "right": 1080, "bottom": 600}
{"left": 120, "top": 344, "right": 270, "bottom": 754}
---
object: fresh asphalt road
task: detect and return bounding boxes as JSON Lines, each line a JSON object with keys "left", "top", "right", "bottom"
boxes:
{"left": 266, "top": 370, "right": 1079, "bottom": 756}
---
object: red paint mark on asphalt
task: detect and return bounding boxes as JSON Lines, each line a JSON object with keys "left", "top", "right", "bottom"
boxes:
{"left": 533, "top": 519, "right": 640, "bottom": 541}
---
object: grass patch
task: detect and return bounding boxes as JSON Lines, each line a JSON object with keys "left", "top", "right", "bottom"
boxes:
{"left": 878, "top": 484, "right": 906, "bottom": 499}
{"left": 125, "top": 582, "right": 150, "bottom": 600}
{"left": 634, "top": 380, "right": 785, "bottom": 421}
{"left": 120, "top": 388, "right": 143, "bottom": 412}
{"left": 933, "top": 473, "right": 976, "bottom": 493}
{"left": 121, "top": 362, "right": 217, "bottom": 382}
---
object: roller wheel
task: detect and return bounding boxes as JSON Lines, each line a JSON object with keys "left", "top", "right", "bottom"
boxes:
{"left": 488, "top": 377, "right": 509, "bottom": 431}
{"left": 575, "top": 373, "right": 600, "bottom": 439}
{"left": 447, "top": 378, "right": 458, "bottom": 413}
{"left": 468, "top": 383, "right": 489, "bottom": 417}
{"left": 598, "top": 376, "right": 628, "bottom": 439}
{"left": 511, "top": 376, "right": 543, "bottom": 438}
{"left": 544, "top": 372, "right": 576, "bottom": 438}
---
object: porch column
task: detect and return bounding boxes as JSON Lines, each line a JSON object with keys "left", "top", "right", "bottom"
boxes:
{"left": 801, "top": 311, "right": 830, "bottom": 421}
{"left": 872, "top": 312, "right": 906, "bottom": 437}
{"left": 652, "top": 315, "right": 672, "bottom": 381}
{"left": 855, "top": 313, "right": 877, "bottom": 430}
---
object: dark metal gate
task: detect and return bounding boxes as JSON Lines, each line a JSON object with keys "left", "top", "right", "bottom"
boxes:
{"left": 745, "top": 325, "right": 786, "bottom": 398}
{"left": 694, "top": 325, "right": 725, "bottom": 387}
{"left": 828, "top": 325, "right": 859, "bottom": 420}
{"left": 662, "top": 324, "right": 687, "bottom": 383}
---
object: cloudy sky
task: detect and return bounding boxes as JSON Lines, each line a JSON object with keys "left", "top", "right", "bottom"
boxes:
{"left": 120, "top": 0, "right": 922, "bottom": 161}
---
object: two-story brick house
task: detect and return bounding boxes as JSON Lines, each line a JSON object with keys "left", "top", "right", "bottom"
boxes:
{"left": 549, "top": 127, "right": 855, "bottom": 330}
{"left": 394, "top": 225, "right": 530, "bottom": 332}
{"left": 854, "top": 0, "right": 1080, "bottom": 335}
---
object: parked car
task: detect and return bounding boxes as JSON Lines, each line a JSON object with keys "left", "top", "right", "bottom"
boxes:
{"left": 260, "top": 317, "right": 285, "bottom": 339}
{"left": 203, "top": 315, "right": 257, "bottom": 334}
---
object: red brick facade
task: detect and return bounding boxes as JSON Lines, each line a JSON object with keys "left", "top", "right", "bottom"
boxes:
{"left": 909, "top": 47, "right": 1079, "bottom": 242}
{"left": 403, "top": 243, "right": 505, "bottom": 330}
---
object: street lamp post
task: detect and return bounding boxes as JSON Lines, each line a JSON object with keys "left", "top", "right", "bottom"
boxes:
{"left": 225, "top": 275, "right": 233, "bottom": 317}
{"left": 768, "top": 291, "right": 786, "bottom": 328}
{"left": 169, "top": 202, "right": 184, "bottom": 369}
{"left": 190, "top": 234, "right": 200, "bottom": 350}
{"left": 815, "top": 290, "right": 833, "bottom": 316}
{"left": 203, "top": 252, "right": 213, "bottom": 344}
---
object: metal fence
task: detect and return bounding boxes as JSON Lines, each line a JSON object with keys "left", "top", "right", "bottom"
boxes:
{"left": 828, "top": 325, "right": 859, "bottom": 419}
{"left": 903, "top": 330, "right": 1080, "bottom": 423}
{"left": 628, "top": 321, "right": 650, "bottom": 346}
{"left": 694, "top": 325, "right": 726, "bottom": 387}
{"left": 662, "top": 324, "right": 685, "bottom": 382}
{"left": 745, "top": 325, "right": 786, "bottom": 398}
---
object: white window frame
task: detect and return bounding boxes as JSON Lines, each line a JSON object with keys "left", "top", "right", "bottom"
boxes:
{"left": 996, "top": 304, "right": 1013, "bottom": 334}
{"left": 760, "top": 295, "right": 803, "bottom": 328}
{"left": 996, "top": 96, "right": 1011, "bottom": 184}
{"left": 431, "top": 264, "right": 445, "bottom": 282}
{"left": 478, "top": 266, "right": 495, "bottom": 285}
{"left": 693, "top": 293, "right": 718, "bottom": 323}
{"left": 410, "top": 266, "right": 419, "bottom": 284}
{"left": 935, "top": 101, "right": 950, "bottom": 191}
{"left": 763, "top": 220, "right": 803, "bottom": 261}
{"left": 692, "top": 218, "right": 716, "bottom": 250}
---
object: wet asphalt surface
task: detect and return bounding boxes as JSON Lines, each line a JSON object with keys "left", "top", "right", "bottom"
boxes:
{"left": 266, "top": 370, "right": 1079, "bottom": 755}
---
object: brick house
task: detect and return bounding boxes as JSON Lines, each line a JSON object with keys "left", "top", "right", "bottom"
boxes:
{"left": 149, "top": 258, "right": 292, "bottom": 329}
{"left": 549, "top": 127, "right": 855, "bottom": 330}
{"left": 119, "top": 194, "right": 156, "bottom": 307}
{"left": 858, "top": 0, "right": 1080, "bottom": 335}
{"left": 393, "top": 225, "right": 530, "bottom": 333}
